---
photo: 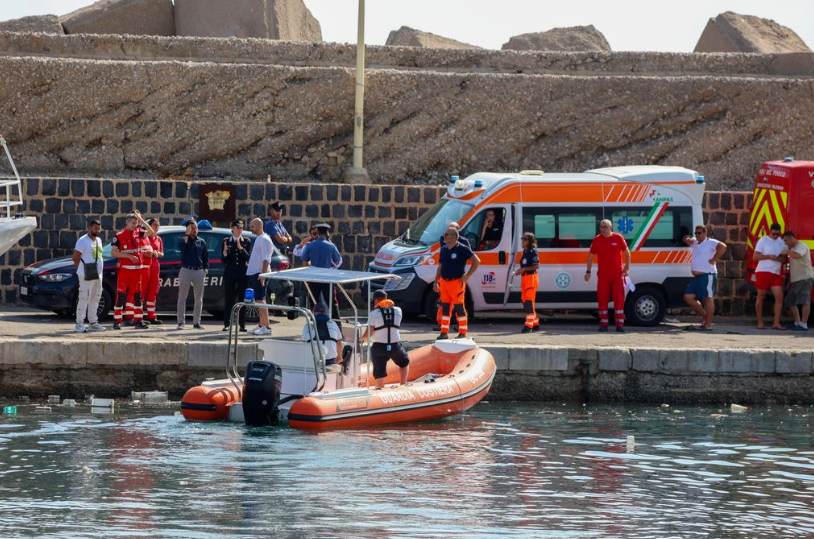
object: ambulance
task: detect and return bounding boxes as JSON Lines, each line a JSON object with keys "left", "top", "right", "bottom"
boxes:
{"left": 369, "top": 166, "right": 706, "bottom": 326}
{"left": 745, "top": 158, "right": 814, "bottom": 302}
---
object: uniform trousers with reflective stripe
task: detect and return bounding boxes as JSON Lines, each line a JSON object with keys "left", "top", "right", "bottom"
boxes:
{"left": 438, "top": 277, "right": 468, "bottom": 334}
{"left": 114, "top": 269, "right": 143, "bottom": 323}
{"left": 177, "top": 268, "right": 206, "bottom": 325}
{"left": 597, "top": 274, "right": 625, "bottom": 327}
{"left": 521, "top": 272, "right": 539, "bottom": 328}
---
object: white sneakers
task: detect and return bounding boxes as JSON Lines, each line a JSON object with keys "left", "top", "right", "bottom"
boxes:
{"left": 77, "top": 322, "right": 106, "bottom": 333}
{"left": 250, "top": 326, "right": 272, "bottom": 336}
{"left": 75, "top": 323, "right": 87, "bottom": 333}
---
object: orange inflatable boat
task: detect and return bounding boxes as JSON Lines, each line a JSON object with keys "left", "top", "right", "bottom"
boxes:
{"left": 180, "top": 267, "right": 496, "bottom": 429}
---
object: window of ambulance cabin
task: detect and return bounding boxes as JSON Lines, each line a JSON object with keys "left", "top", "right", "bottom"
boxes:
{"left": 461, "top": 208, "right": 506, "bottom": 251}
{"left": 610, "top": 207, "right": 693, "bottom": 247}
{"left": 522, "top": 208, "right": 601, "bottom": 248}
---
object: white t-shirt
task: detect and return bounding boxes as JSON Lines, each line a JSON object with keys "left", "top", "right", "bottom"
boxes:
{"left": 75, "top": 234, "right": 104, "bottom": 280}
{"left": 754, "top": 235, "right": 786, "bottom": 275}
{"left": 302, "top": 318, "right": 343, "bottom": 360}
{"left": 690, "top": 237, "right": 721, "bottom": 274}
{"left": 247, "top": 233, "right": 273, "bottom": 276}
{"left": 789, "top": 241, "right": 814, "bottom": 283}
{"left": 369, "top": 305, "right": 403, "bottom": 344}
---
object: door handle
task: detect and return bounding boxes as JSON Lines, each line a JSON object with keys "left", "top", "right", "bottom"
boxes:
{"left": 498, "top": 251, "right": 507, "bottom": 265}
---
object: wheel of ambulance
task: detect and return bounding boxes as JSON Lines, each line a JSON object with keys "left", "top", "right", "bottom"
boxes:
{"left": 624, "top": 286, "right": 666, "bottom": 327}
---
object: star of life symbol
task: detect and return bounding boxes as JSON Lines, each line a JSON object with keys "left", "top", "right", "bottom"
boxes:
{"left": 618, "top": 216, "right": 635, "bottom": 234}
{"left": 555, "top": 271, "right": 571, "bottom": 290}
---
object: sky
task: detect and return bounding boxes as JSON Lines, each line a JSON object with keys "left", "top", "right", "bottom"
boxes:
{"left": 1, "top": 0, "right": 812, "bottom": 52}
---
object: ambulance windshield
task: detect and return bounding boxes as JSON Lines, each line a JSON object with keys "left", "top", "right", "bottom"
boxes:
{"left": 402, "top": 199, "right": 474, "bottom": 246}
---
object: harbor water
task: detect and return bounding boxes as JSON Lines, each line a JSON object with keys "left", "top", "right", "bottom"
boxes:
{"left": 1, "top": 402, "right": 813, "bottom": 538}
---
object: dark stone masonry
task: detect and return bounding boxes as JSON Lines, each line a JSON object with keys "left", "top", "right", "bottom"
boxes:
{"left": 0, "top": 178, "right": 752, "bottom": 315}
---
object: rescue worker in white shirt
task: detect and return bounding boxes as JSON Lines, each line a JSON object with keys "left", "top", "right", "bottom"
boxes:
{"left": 301, "top": 303, "right": 343, "bottom": 367}
{"left": 368, "top": 290, "right": 410, "bottom": 389}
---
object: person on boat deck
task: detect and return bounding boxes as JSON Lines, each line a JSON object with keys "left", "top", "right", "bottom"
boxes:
{"left": 369, "top": 290, "right": 410, "bottom": 389}
{"left": 301, "top": 303, "right": 344, "bottom": 366}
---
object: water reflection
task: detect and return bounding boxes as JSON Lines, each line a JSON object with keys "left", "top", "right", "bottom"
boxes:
{"left": 0, "top": 403, "right": 812, "bottom": 538}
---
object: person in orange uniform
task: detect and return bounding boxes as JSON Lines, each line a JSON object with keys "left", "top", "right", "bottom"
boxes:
{"left": 144, "top": 218, "right": 164, "bottom": 325}
{"left": 110, "top": 211, "right": 152, "bottom": 330}
{"left": 514, "top": 232, "right": 540, "bottom": 333}
{"left": 435, "top": 222, "right": 471, "bottom": 331}
{"left": 585, "top": 219, "right": 631, "bottom": 333}
{"left": 434, "top": 228, "right": 480, "bottom": 340}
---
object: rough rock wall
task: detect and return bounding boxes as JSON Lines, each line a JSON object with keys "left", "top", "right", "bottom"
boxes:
{"left": 502, "top": 25, "right": 611, "bottom": 52}
{"left": 1, "top": 53, "right": 812, "bottom": 190}
{"left": 694, "top": 12, "right": 812, "bottom": 54}
{"left": 386, "top": 26, "right": 479, "bottom": 50}
{"left": 175, "top": 0, "right": 321, "bottom": 41}
{"left": 0, "top": 15, "right": 63, "bottom": 34}
{"left": 61, "top": 0, "right": 175, "bottom": 37}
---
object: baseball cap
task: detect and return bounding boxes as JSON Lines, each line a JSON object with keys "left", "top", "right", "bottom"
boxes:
{"left": 181, "top": 217, "right": 197, "bottom": 227}
{"left": 373, "top": 290, "right": 387, "bottom": 300}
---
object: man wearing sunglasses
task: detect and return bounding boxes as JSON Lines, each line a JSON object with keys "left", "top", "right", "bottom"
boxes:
{"left": 682, "top": 225, "right": 727, "bottom": 331}
{"left": 753, "top": 223, "right": 787, "bottom": 330}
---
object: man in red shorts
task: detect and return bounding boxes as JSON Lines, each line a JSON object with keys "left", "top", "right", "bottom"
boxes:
{"left": 753, "top": 223, "right": 787, "bottom": 330}
{"left": 110, "top": 211, "right": 151, "bottom": 330}
{"left": 585, "top": 219, "right": 631, "bottom": 333}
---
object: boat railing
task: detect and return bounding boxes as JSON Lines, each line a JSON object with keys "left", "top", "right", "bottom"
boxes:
{"left": 0, "top": 136, "right": 25, "bottom": 220}
{"left": 226, "top": 302, "right": 326, "bottom": 399}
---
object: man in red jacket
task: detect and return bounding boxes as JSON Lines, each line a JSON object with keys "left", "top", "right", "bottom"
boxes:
{"left": 585, "top": 219, "right": 631, "bottom": 333}
{"left": 110, "top": 211, "right": 152, "bottom": 330}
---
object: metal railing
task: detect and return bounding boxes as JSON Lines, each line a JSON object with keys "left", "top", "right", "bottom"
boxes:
{"left": 0, "top": 136, "right": 24, "bottom": 220}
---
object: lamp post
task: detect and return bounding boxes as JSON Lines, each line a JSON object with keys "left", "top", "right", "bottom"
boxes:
{"left": 343, "top": 0, "right": 370, "bottom": 184}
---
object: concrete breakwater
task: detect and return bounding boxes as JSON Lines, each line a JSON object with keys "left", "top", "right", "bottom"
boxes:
{"left": 2, "top": 339, "right": 812, "bottom": 405}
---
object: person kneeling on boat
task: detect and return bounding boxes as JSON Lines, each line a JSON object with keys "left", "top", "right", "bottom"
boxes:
{"left": 302, "top": 303, "right": 343, "bottom": 366}
{"left": 369, "top": 290, "right": 410, "bottom": 389}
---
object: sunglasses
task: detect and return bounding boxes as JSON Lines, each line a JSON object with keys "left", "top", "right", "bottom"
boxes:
{"left": 695, "top": 231, "right": 705, "bottom": 235}
{"left": 770, "top": 232, "right": 780, "bottom": 237}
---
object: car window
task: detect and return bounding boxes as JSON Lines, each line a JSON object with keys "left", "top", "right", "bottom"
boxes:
{"left": 161, "top": 233, "right": 184, "bottom": 261}
{"left": 201, "top": 232, "right": 226, "bottom": 255}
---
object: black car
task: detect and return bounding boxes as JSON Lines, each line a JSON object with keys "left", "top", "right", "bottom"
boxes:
{"left": 20, "top": 225, "right": 292, "bottom": 320}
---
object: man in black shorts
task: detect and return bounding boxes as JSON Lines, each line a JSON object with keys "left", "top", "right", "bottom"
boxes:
{"left": 368, "top": 290, "right": 410, "bottom": 389}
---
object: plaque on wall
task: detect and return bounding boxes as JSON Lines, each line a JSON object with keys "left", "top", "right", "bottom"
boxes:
{"left": 199, "top": 184, "right": 236, "bottom": 225}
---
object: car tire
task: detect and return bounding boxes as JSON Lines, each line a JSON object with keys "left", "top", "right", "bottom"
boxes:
{"left": 422, "top": 288, "right": 438, "bottom": 321}
{"left": 624, "top": 286, "right": 666, "bottom": 327}
{"left": 96, "top": 288, "right": 113, "bottom": 321}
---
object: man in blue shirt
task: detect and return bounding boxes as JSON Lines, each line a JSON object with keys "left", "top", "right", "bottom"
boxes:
{"left": 434, "top": 228, "right": 480, "bottom": 340}
{"left": 177, "top": 217, "right": 210, "bottom": 330}
{"left": 301, "top": 223, "right": 342, "bottom": 318}
{"left": 264, "top": 201, "right": 292, "bottom": 252}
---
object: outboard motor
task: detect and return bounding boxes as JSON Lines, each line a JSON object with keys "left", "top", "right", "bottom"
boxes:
{"left": 243, "top": 361, "right": 283, "bottom": 426}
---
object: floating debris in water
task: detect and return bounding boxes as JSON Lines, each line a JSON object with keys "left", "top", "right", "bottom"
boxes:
{"left": 62, "top": 399, "right": 76, "bottom": 407}
{"left": 47, "top": 395, "right": 60, "bottom": 405}
{"left": 731, "top": 404, "right": 749, "bottom": 413}
{"left": 626, "top": 435, "right": 635, "bottom": 452}
{"left": 660, "top": 404, "right": 670, "bottom": 409}
{"left": 35, "top": 405, "right": 52, "bottom": 412}
{"left": 2, "top": 406, "right": 17, "bottom": 415}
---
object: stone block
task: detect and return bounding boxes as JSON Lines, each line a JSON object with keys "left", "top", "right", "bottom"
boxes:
{"left": 688, "top": 350, "right": 719, "bottom": 373}
{"left": 659, "top": 349, "right": 690, "bottom": 373}
{"left": 631, "top": 349, "right": 660, "bottom": 372}
{"left": 490, "top": 347, "right": 509, "bottom": 371}
{"left": 751, "top": 351, "right": 776, "bottom": 373}
{"left": 137, "top": 342, "right": 186, "bottom": 366}
{"left": 176, "top": 0, "right": 321, "bottom": 41}
{"left": 386, "top": 26, "right": 479, "bottom": 50}
{"left": 775, "top": 351, "right": 814, "bottom": 374}
{"left": 694, "top": 12, "right": 811, "bottom": 54}
{"left": 718, "top": 349, "right": 753, "bottom": 373}
{"left": 508, "top": 347, "right": 567, "bottom": 372}
{"left": 598, "top": 348, "right": 631, "bottom": 372}
{"left": 97, "top": 341, "right": 143, "bottom": 365}
{"left": 0, "top": 15, "right": 64, "bottom": 34}
{"left": 188, "top": 342, "right": 257, "bottom": 368}
{"left": 62, "top": 0, "right": 175, "bottom": 37}
{"left": 502, "top": 25, "right": 611, "bottom": 52}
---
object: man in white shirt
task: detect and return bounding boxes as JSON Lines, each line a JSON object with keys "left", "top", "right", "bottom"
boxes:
{"left": 753, "top": 223, "right": 787, "bottom": 330}
{"left": 782, "top": 231, "right": 814, "bottom": 331}
{"left": 72, "top": 219, "right": 106, "bottom": 333}
{"left": 368, "top": 290, "right": 410, "bottom": 389}
{"left": 301, "top": 303, "right": 343, "bottom": 366}
{"left": 682, "top": 225, "right": 727, "bottom": 331}
{"left": 246, "top": 218, "right": 273, "bottom": 336}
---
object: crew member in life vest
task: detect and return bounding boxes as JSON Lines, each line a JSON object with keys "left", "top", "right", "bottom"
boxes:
{"left": 514, "top": 232, "right": 540, "bottom": 333}
{"left": 585, "top": 219, "right": 631, "bottom": 333}
{"left": 434, "top": 228, "right": 480, "bottom": 340}
{"left": 301, "top": 303, "right": 343, "bottom": 366}
{"left": 369, "top": 290, "right": 409, "bottom": 389}
{"left": 110, "top": 211, "right": 151, "bottom": 330}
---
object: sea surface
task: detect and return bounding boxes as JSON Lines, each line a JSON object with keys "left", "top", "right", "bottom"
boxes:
{"left": 0, "top": 402, "right": 812, "bottom": 538}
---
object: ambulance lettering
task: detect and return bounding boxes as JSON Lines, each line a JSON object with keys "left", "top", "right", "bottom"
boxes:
{"left": 481, "top": 272, "right": 497, "bottom": 287}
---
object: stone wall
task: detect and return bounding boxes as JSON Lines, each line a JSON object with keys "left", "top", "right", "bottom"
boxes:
{"left": 0, "top": 177, "right": 752, "bottom": 316}
{"left": 0, "top": 34, "right": 812, "bottom": 190}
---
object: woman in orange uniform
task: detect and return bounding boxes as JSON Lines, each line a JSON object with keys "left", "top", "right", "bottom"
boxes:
{"left": 514, "top": 232, "right": 540, "bottom": 333}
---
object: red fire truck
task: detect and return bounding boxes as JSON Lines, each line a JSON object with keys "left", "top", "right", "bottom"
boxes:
{"left": 745, "top": 158, "right": 814, "bottom": 308}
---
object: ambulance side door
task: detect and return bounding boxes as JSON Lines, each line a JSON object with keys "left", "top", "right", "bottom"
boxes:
{"left": 511, "top": 206, "right": 602, "bottom": 308}
{"left": 459, "top": 204, "right": 514, "bottom": 311}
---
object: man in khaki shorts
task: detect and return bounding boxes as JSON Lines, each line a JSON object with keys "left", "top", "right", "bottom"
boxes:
{"left": 782, "top": 231, "right": 813, "bottom": 331}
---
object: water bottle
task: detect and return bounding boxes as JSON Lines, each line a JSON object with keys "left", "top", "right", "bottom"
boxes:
{"left": 3, "top": 406, "right": 17, "bottom": 415}
{"left": 244, "top": 288, "right": 255, "bottom": 303}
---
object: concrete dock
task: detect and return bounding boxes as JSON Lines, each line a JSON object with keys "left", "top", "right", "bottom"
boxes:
{"left": 1, "top": 307, "right": 812, "bottom": 404}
